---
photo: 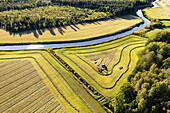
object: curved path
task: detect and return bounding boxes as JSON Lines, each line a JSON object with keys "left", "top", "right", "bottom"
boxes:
{"left": 58, "top": 42, "right": 145, "bottom": 89}
{"left": 0, "top": 0, "right": 159, "bottom": 50}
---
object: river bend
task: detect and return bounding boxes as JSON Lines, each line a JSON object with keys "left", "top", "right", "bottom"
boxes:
{"left": 0, "top": 0, "right": 159, "bottom": 50}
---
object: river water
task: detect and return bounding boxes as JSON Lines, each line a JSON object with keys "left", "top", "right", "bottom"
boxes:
{"left": 0, "top": 0, "right": 159, "bottom": 50}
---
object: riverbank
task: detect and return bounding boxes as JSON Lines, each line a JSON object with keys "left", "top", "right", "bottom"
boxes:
{"left": 0, "top": 15, "right": 142, "bottom": 45}
{"left": 143, "top": 0, "right": 170, "bottom": 20}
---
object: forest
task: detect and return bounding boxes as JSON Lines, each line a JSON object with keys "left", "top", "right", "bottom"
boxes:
{"left": 110, "top": 30, "right": 170, "bottom": 113}
{"left": 0, "top": 0, "right": 154, "bottom": 32}
{"left": 0, "top": 5, "right": 108, "bottom": 32}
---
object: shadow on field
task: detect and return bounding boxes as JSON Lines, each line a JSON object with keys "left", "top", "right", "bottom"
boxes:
{"left": 9, "top": 27, "right": 62, "bottom": 38}
{"left": 8, "top": 24, "right": 81, "bottom": 38}
{"left": 73, "top": 24, "right": 80, "bottom": 30}
{"left": 119, "top": 15, "right": 139, "bottom": 20}
{"left": 7, "top": 15, "right": 136, "bottom": 38}
{"left": 80, "top": 20, "right": 101, "bottom": 26}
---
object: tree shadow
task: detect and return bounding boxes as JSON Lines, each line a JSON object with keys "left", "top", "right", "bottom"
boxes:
{"left": 8, "top": 27, "right": 62, "bottom": 38}
{"left": 70, "top": 25, "right": 77, "bottom": 31}
{"left": 94, "top": 21, "right": 101, "bottom": 25}
{"left": 61, "top": 25, "right": 67, "bottom": 30}
{"left": 42, "top": 29, "right": 46, "bottom": 33}
{"left": 119, "top": 15, "right": 139, "bottom": 20}
{"left": 32, "top": 30, "right": 39, "bottom": 38}
{"left": 47, "top": 28, "right": 56, "bottom": 36}
{"left": 57, "top": 27, "right": 65, "bottom": 35}
{"left": 73, "top": 24, "right": 80, "bottom": 30}
{"left": 80, "top": 23, "right": 86, "bottom": 26}
{"left": 80, "top": 20, "right": 102, "bottom": 26}
{"left": 37, "top": 29, "right": 43, "bottom": 35}
{"left": 7, "top": 14, "right": 141, "bottom": 38}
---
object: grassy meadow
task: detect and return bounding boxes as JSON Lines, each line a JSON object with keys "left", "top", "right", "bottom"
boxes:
{"left": 54, "top": 35, "right": 147, "bottom": 98}
{"left": 0, "top": 15, "right": 142, "bottom": 44}
{"left": 0, "top": 50, "right": 105, "bottom": 113}
{"left": 146, "top": 27, "right": 170, "bottom": 37}
{"left": 161, "top": 20, "right": 170, "bottom": 27}
{"left": 143, "top": 0, "right": 170, "bottom": 20}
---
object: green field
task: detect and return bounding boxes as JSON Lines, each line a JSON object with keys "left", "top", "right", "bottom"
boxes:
{"left": 0, "top": 0, "right": 169, "bottom": 112}
{"left": 0, "top": 50, "right": 105, "bottom": 113}
{"left": 146, "top": 27, "right": 170, "bottom": 37}
{"left": 0, "top": 15, "right": 142, "bottom": 45}
{"left": 161, "top": 20, "right": 170, "bottom": 27}
{"left": 54, "top": 35, "right": 146, "bottom": 98}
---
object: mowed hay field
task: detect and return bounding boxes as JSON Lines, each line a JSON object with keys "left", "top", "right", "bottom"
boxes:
{"left": 143, "top": 0, "right": 170, "bottom": 20}
{"left": 0, "top": 60, "right": 66, "bottom": 113}
{"left": 0, "top": 50, "right": 105, "bottom": 113}
{"left": 0, "top": 15, "right": 142, "bottom": 44}
{"left": 54, "top": 35, "right": 146, "bottom": 97}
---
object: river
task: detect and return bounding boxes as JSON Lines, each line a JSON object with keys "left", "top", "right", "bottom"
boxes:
{"left": 0, "top": 0, "right": 159, "bottom": 50}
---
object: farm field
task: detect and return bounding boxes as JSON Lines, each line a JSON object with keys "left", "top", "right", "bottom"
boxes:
{"left": 0, "top": 15, "right": 142, "bottom": 44}
{"left": 146, "top": 27, "right": 170, "bottom": 37}
{"left": 161, "top": 20, "right": 170, "bottom": 27}
{"left": 143, "top": 0, "right": 170, "bottom": 20}
{"left": 0, "top": 50, "right": 105, "bottom": 113}
{"left": 54, "top": 35, "right": 147, "bottom": 97}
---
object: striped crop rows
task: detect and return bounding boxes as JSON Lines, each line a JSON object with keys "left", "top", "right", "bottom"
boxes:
{"left": 0, "top": 60, "right": 65, "bottom": 113}
{"left": 0, "top": 50, "right": 105, "bottom": 113}
{"left": 54, "top": 35, "right": 146, "bottom": 97}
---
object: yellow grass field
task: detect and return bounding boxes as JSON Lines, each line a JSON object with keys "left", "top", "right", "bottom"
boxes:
{"left": 0, "top": 15, "right": 142, "bottom": 44}
{"left": 161, "top": 20, "right": 170, "bottom": 26}
{"left": 0, "top": 50, "right": 105, "bottom": 113}
{"left": 54, "top": 35, "right": 147, "bottom": 98}
{"left": 146, "top": 27, "right": 170, "bottom": 37}
{"left": 0, "top": 60, "right": 66, "bottom": 113}
{"left": 143, "top": 0, "right": 170, "bottom": 20}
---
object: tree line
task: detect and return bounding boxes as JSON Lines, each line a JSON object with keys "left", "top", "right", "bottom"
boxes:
{"left": 0, "top": 5, "right": 108, "bottom": 32}
{"left": 51, "top": 0, "right": 154, "bottom": 16}
{"left": 0, "top": 0, "right": 154, "bottom": 32}
{"left": 0, "top": 0, "right": 49, "bottom": 12}
{"left": 109, "top": 30, "right": 170, "bottom": 113}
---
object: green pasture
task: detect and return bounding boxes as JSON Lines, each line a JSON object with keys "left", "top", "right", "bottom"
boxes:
{"left": 146, "top": 27, "right": 170, "bottom": 37}
{"left": 0, "top": 50, "right": 105, "bottom": 113}
{"left": 161, "top": 20, "right": 170, "bottom": 27}
{"left": 54, "top": 35, "right": 146, "bottom": 97}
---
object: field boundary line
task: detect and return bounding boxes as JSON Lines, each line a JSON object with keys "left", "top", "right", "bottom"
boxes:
{"left": 0, "top": 56, "right": 80, "bottom": 112}
{"left": 74, "top": 42, "right": 145, "bottom": 76}
{"left": 59, "top": 44, "right": 144, "bottom": 89}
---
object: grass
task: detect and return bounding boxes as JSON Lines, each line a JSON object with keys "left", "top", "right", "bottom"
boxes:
{"left": 0, "top": 50, "right": 105, "bottom": 113}
{"left": 0, "top": 60, "right": 65, "bottom": 113}
{"left": 161, "top": 20, "right": 170, "bottom": 27}
{"left": 54, "top": 35, "right": 146, "bottom": 98}
{"left": 146, "top": 27, "right": 170, "bottom": 37}
{"left": 0, "top": 15, "right": 142, "bottom": 45}
{"left": 143, "top": 0, "right": 170, "bottom": 20}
